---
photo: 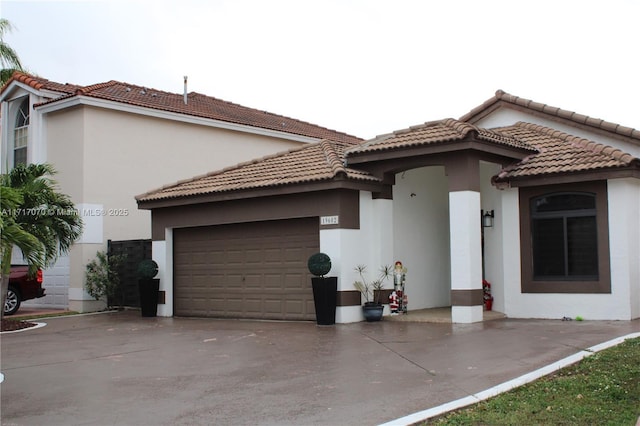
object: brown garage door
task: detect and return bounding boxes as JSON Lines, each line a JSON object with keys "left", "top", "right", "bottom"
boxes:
{"left": 173, "top": 218, "right": 319, "bottom": 320}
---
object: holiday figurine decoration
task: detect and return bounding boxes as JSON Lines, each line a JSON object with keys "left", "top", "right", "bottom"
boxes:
{"left": 483, "top": 279, "right": 493, "bottom": 311}
{"left": 390, "top": 261, "right": 408, "bottom": 314}
{"left": 389, "top": 290, "right": 399, "bottom": 314}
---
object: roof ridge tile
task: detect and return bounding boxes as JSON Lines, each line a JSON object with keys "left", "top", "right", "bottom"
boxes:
{"left": 464, "top": 90, "right": 640, "bottom": 143}
{"left": 515, "top": 122, "right": 635, "bottom": 164}
{"left": 319, "top": 140, "right": 346, "bottom": 176}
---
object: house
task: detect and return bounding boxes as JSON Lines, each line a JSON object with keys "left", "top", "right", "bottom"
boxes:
{"left": 137, "top": 90, "right": 640, "bottom": 323}
{"left": 0, "top": 72, "right": 361, "bottom": 312}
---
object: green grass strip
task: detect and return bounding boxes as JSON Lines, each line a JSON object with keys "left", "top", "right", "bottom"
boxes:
{"left": 428, "top": 337, "right": 640, "bottom": 425}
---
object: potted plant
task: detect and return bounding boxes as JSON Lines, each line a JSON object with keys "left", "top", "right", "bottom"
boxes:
{"left": 353, "top": 264, "right": 392, "bottom": 322}
{"left": 483, "top": 279, "right": 493, "bottom": 311}
{"left": 307, "top": 252, "right": 337, "bottom": 325}
{"left": 137, "top": 259, "right": 159, "bottom": 317}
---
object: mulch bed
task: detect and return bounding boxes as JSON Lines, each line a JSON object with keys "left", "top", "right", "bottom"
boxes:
{"left": 1, "top": 318, "right": 38, "bottom": 332}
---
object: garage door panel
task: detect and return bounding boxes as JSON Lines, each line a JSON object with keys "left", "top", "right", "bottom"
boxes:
{"left": 226, "top": 250, "right": 245, "bottom": 265}
{"left": 174, "top": 218, "right": 319, "bottom": 320}
{"left": 283, "top": 273, "right": 307, "bottom": 290}
{"left": 285, "top": 300, "right": 304, "bottom": 315}
{"left": 225, "top": 274, "right": 245, "bottom": 287}
{"left": 263, "top": 274, "right": 284, "bottom": 288}
{"left": 244, "top": 274, "right": 262, "bottom": 288}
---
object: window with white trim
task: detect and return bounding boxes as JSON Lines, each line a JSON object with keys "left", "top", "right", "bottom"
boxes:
{"left": 14, "top": 97, "right": 29, "bottom": 166}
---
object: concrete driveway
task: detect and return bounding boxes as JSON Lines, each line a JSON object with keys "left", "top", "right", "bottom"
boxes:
{"left": 1, "top": 311, "right": 639, "bottom": 425}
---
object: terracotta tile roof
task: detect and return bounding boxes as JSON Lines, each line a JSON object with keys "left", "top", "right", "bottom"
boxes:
{"left": 493, "top": 122, "right": 639, "bottom": 181}
{"left": 138, "top": 118, "right": 640, "bottom": 203}
{"left": 6, "top": 71, "right": 361, "bottom": 144}
{"left": 461, "top": 90, "right": 640, "bottom": 143}
{"left": 1, "top": 71, "right": 81, "bottom": 95}
{"left": 347, "top": 118, "right": 534, "bottom": 154}
{"left": 136, "top": 140, "right": 380, "bottom": 202}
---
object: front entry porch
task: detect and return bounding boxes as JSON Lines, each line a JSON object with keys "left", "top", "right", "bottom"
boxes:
{"left": 386, "top": 307, "right": 506, "bottom": 323}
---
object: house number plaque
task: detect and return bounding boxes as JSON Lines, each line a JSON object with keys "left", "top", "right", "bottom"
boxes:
{"left": 320, "top": 215, "right": 339, "bottom": 226}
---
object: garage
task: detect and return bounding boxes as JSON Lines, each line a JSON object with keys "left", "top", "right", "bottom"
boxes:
{"left": 173, "top": 217, "right": 319, "bottom": 320}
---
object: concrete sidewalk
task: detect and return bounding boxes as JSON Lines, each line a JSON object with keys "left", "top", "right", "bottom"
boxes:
{"left": 1, "top": 310, "right": 639, "bottom": 425}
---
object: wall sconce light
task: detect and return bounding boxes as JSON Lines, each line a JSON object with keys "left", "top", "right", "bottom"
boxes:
{"left": 482, "top": 210, "right": 495, "bottom": 228}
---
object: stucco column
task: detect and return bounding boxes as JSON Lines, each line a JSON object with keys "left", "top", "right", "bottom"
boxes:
{"left": 153, "top": 230, "right": 173, "bottom": 317}
{"left": 449, "top": 190, "right": 484, "bottom": 323}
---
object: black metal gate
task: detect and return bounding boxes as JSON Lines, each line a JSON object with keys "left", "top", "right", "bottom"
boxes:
{"left": 107, "top": 239, "right": 152, "bottom": 308}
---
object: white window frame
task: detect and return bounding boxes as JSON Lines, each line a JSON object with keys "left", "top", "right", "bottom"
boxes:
{"left": 13, "top": 96, "right": 30, "bottom": 167}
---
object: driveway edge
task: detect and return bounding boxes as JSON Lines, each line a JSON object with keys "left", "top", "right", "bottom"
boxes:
{"left": 380, "top": 332, "right": 640, "bottom": 426}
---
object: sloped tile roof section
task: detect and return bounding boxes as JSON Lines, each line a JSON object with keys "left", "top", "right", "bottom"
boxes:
{"left": 493, "top": 122, "right": 640, "bottom": 181}
{"left": 1, "top": 71, "right": 82, "bottom": 95}
{"left": 347, "top": 118, "right": 535, "bottom": 154}
{"left": 136, "top": 140, "right": 380, "bottom": 203}
{"left": 19, "top": 72, "right": 361, "bottom": 144}
{"left": 461, "top": 90, "right": 640, "bottom": 144}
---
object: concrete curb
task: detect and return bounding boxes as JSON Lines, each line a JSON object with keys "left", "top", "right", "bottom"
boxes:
{"left": 380, "top": 332, "right": 640, "bottom": 426}
{"left": 0, "top": 322, "right": 47, "bottom": 334}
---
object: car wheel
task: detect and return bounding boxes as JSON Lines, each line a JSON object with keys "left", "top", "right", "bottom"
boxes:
{"left": 4, "top": 285, "right": 21, "bottom": 316}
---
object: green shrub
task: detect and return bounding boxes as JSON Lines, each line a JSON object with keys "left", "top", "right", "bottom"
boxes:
{"left": 307, "top": 253, "right": 331, "bottom": 277}
{"left": 85, "top": 251, "right": 126, "bottom": 303}
{"left": 137, "top": 259, "right": 158, "bottom": 279}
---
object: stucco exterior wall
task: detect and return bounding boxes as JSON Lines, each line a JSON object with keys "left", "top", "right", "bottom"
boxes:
{"left": 501, "top": 179, "right": 639, "bottom": 320}
{"left": 392, "top": 166, "right": 450, "bottom": 310}
{"left": 153, "top": 236, "right": 172, "bottom": 317}
{"left": 608, "top": 178, "right": 640, "bottom": 319}
{"left": 499, "top": 187, "right": 522, "bottom": 317}
{"left": 322, "top": 191, "right": 393, "bottom": 323}
{"left": 480, "top": 161, "right": 504, "bottom": 311}
{"left": 81, "top": 106, "right": 304, "bottom": 241}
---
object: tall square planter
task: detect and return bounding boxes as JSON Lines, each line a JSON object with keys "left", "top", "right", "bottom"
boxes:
{"left": 138, "top": 278, "right": 160, "bottom": 317}
{"left": 311, "top": 277, "right": 337, "bottom": 325}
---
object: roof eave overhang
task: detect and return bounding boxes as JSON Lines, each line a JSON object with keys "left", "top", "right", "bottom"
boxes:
{"left": 35, "top": 95, "right": 321, "bottom": 144}
{"left": 0, "top": 80, "right": 65, "bottom": 103}
{"left": 346, "top": 138, "right": 534, "bottom": 167}
{"left": 494, "top": 167, "right": 640, "bottom": 188}
{"left": 137, "top": 177, "right": 387, "bottom": 210}
{"left": 345, "top": 138, "right": 536, "bottom": 183}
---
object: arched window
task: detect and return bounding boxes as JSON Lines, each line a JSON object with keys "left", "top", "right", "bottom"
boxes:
{"left": 530, "top": 192, "right": 598, "bottom": 280}
{"left": 14, "top": 97, "right": 29, "bottom": 166}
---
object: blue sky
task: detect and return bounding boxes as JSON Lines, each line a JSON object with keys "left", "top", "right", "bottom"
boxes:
{"left": 2, "top": 0, "right": 639, "bottom": 139}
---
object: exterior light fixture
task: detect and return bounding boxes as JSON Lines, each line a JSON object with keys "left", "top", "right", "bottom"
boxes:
{"left": 482, "top": 210, "right": 495, "bottom": 228}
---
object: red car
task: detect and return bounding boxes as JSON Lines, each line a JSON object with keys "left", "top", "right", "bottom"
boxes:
{"left": 4, "top": 265, "right": 46, "bottom": 316}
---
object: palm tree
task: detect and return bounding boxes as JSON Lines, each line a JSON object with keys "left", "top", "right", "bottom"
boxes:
{"left": 1, "top": 164, "right": 83, "bottom": 319}
{"left": 0, "top": 19, "right": 24, "bottom": 86}
{"left": 0, "top": 186, "right": 45, "bottom": 320}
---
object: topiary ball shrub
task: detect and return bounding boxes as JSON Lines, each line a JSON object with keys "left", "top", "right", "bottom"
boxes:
{"left": 137, "top": 259, "right": 159, "bottom": 280}
{"left": 308, "top": 252, "right": 331, "bottom": 277}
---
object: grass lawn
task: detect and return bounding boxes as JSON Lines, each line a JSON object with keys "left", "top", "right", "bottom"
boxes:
{"left": 428, "top": 337, "right": 640, "bottom": 425}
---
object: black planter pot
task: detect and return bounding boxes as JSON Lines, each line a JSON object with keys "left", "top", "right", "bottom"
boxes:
{"left": 362, "top": 303, "right": 384, "bottom": 322}
{"left": 138, "top": 278, "right": 160, "bottom": 317}
{"left": 311, "top": 277, "right": 337, "bottom": 325}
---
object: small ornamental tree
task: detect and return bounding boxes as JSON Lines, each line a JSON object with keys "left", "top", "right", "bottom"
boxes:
{"left": 307, "top": 252, "right": 331, "bottom": 278}
{"left": 85, "top": 251, "right": 126, "bottom": 307}
{"left": 137, "top": 259, "right": 158, "bottom": 280}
